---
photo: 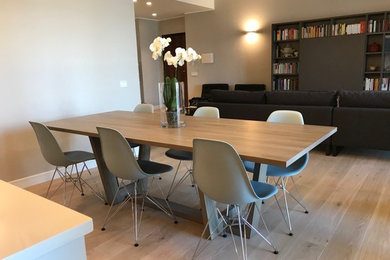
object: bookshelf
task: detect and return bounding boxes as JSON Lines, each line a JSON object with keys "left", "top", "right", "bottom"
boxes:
{"left": 272, "top": 11, "right": 390, "bottom": 91}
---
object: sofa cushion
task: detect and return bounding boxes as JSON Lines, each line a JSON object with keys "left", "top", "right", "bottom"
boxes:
{"left": 338, "top": 90, "right": 390, "bottom": 108}
{"left": 266, "top": 91, "right": 337, "bottom": 106}
{"left": 209, "top": 90, "right": 266, "bottom": 104}
{"left": 235, "top": 84, "right": 266, "bottom": 91}
{"left": 201, "top": 84, "right": 229, "bottom": 99}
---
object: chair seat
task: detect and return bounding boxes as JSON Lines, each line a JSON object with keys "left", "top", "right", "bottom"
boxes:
{"left": 64, "top": 150, "right": 95, "bottom": 163}
{"left": 137, "top": 160, "right": 173, "bottom": 175}
{"left": 244, "top": 154, "right": 309, "bottom": 177}
{"left": 250, "top": 180, "right": 278, "bottom": 200}
{"left": 165, "top": 149, "right": 193, "bottom": 161}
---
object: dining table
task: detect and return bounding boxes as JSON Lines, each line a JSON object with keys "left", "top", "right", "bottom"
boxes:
{"left": 45, "top": 110, "right": 337, "bottom": 239}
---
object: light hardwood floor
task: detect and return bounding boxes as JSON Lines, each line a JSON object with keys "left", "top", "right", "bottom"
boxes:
{"left": 26, "top": 147, "right": 390, "bottom": 260}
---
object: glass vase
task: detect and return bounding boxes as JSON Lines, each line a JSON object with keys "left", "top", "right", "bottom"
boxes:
{"left": 158, "top": 80, "right": 185, "bottom": 128}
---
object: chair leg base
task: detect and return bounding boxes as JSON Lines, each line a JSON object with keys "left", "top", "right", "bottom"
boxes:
{"left": 288, "top": 232, "right": 293, "bottom": 236}
{"left": 274, "top": 250, "right": 279, "bottom": 254}
{"left": 81, "top": 193, "right": 85, "bottom": 196}
{"left": 174, "top": 220, "right": 178, "bottom": 224}
{"left": 305, "top": 210, "right": 309, "bottom": 214}
{"left": 101, "top": 227, "right": 106, "bottom": 231}
{"left": 134, "top": 243, "right": 139, "bottom": 247}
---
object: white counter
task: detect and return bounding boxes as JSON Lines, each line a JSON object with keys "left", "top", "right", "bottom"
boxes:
{"left": 0, "top": 180, "right": 93, "bottom": 260}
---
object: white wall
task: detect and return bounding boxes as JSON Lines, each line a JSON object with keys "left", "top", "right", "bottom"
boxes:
{"left": 185, "top": 0, "right": 390, "bottom": 98}
{"left": 0, "top": 0, "right": 141, "bottom": 181}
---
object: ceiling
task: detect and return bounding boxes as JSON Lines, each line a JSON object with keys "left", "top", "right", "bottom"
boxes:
{"left": 134, "top": 0, "right": 214, "bottom": 21}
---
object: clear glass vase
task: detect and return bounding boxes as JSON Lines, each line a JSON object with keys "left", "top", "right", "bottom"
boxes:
{"left": 158, "top": 80, "right": 185, "bottom": 128}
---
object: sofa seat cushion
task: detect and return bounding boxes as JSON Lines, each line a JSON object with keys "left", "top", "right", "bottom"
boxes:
{"left": 209, "top": 90, "right": 266, "bottom": 104}
{"left": 338, "top": 90, "right": 390, "bottom": 108}
{"left": 266, "top": 91, "right": 337, "bottom": 106}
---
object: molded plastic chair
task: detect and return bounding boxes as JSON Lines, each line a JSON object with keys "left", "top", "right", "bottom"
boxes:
{"left": 165, "top": 107, "right": 220, "bottom": 200}
{"left": 129, "top": 104, "right": 154, "bottom": 149}
{"left": 97, "top": 127, "right": 176, "bottom": 247}
{"left": 192, "top": 138, "right": 279, "bottom": 259}
{"left": 29, "top": 121, "right": 104, "bottom": 205}
{"left": 244, "top": 110, "right": 309, "bottom": 236}
{"left": 134, "top": 103, "right": 154, "bottom": 113}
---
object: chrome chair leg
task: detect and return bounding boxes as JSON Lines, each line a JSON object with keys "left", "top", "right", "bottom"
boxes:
{"left": 290, "top": 177, "right": 309, "bottom": 213}
{"left": 281, "top": 177, "right": 293, "bottom": 236}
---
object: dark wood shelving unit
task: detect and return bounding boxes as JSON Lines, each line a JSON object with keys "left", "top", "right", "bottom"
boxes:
{"left": 272, "top": 10, "right": 390, "bottom": 91}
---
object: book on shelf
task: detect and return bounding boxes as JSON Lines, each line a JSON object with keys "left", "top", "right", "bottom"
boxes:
{"left": 381, "top": 77, "right": 389, "bottom": 91}
{"left": 273, "top": 78, "right": 298, "bottom": 90}
{"left": 365, "top": 77, "right": 381, "bottom": 91}
{"left": 274, "top": 28, "right": 299, "bottom": 41}
{"left": 273, "top": 62, "right": 298, "bottom": 74}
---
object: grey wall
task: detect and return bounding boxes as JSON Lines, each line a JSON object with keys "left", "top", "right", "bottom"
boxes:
{"left": 136, "top": 19, "right": 161, "bottom": 105}
{"left": 0, "top": 0, "right": 141, "bottom": 181}
{"left": 185, "top": 0, "right": 390, "bottom": 98}
{"left": 160, "top": 17, "right": 185, "bottom": 36}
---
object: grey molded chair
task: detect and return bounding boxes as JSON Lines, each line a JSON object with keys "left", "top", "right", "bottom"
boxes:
{"left": 97, "top": 127, "right": 176, "bottom": 247}
{"left": 29, "top": 121, "right": 104, "bottom": 205}
{"left": 192, "top": 138, "right": 279, "bottom": 259}
{"left": 129, "top": 104, "right": 154, "bottom": 149}
{"left": 245, "top": 110, "right": 309, "bottom": 236}
{"left": 165, "top": 106, "right": 220, "bottom": 200}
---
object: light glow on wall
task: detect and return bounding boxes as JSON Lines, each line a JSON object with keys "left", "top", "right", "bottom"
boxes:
{"left": 244, "top": 20, "right": 260, "bottom": 43}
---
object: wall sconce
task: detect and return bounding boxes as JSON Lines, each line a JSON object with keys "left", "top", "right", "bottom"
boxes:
{"left": 244, "top": 20, "right": 260, "bottom": 43}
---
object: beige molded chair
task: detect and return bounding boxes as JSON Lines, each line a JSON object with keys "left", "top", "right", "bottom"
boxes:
{"left": 129, "top": 104, "right": 154, "bottom": 149}
{"left": 97, "top": 127, "right": 177, "bottom": 247}
{"left": 192, "top": 138, "right": 279, "bottom": 259}
{"left": 165, "top": 106, "right": 220, "bottom": 200}
{"left": 245, "top": 110, "right": 309, "bottom": 236}
{"left": 30, "top": 121, "right": 104, "bottom": 205}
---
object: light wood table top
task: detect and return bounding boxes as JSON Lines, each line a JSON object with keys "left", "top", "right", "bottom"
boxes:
{"left": 0, "top": 180, "right": 93, "bottom": 259}
{"left": 46, "top": 110, "right": 337, "bottom": 167}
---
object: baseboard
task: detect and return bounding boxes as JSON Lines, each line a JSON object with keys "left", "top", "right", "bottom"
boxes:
{"left": 9, "top": 161, "right": 97, "bottom": 188}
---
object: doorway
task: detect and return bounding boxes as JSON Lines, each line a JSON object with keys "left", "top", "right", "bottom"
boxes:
{"left": 162, "top": 32, "right": 188, "bottom": 106}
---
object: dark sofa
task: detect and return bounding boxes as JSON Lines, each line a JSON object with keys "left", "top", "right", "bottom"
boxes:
{"left": 332, "top": 90, "right": 390, "bottom": 152}
{"left": 198, "top": 90, "right": 336, "bottom": 127}
{"left": 197, "top": 89, "right": 390, "bottom": 154}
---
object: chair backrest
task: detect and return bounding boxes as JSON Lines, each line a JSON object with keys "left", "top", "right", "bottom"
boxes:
{"left": 97, "top": 127, "right": 146, "bottom": 181}
{"left": 193, "top": 138, "right": 259, "bottom": 205}
{"left": 134, "top": 104, "right": 154, "bottom": 113}
{"left": 267, "top": 110, "right": 304, "bottom": 125}
{"left": 193, "top": 106, "right": 220, "bottom": 118}
{"left": 29, "top": 121, "right": 71, "bottom": 167}
{"left": 234, "top": 84, "right": 266, "bottom": 91}
{"left": 201, "top": 83, "right": 229, "bottom": 99}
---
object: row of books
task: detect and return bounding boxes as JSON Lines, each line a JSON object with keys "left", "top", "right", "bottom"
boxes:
{"left": 274, "top": 28, "right": 299, "bottom": 41}
{"left": 276, "top": 19, "right": 390, "bottom": 40}
{"left": 367, "top": 19, "right": 390, "bottom": 33}
{"left": 301, "top": 24, "right": 330, "bottom": 38}
{"left": 273, "top": 63, "right": 298, "bottom": 74}
{"left": 364, "top": 77, "right": 390, "bottom": 91}
{"left": 332, "top": 23, "right": 365, "bottom": 36}
{"left": 273, "top": 78, "right": 298, "bottom": 91}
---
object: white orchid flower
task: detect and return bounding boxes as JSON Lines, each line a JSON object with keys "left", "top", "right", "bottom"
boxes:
{"left": 150, "top": 37, "right": 171, "bottom": 60}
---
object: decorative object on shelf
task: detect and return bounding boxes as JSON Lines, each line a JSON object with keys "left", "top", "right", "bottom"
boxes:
{"left": 150, "top": 37, "right": 201, "bottom": 128}
{"left": 368, "top": 42, "right": 381, "bottom": 52}
{"left": 369, "top": 66, "right": 377, "bottom": 71}
{"left": 280, "top": 44, "right": 297, "bottom": 58}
